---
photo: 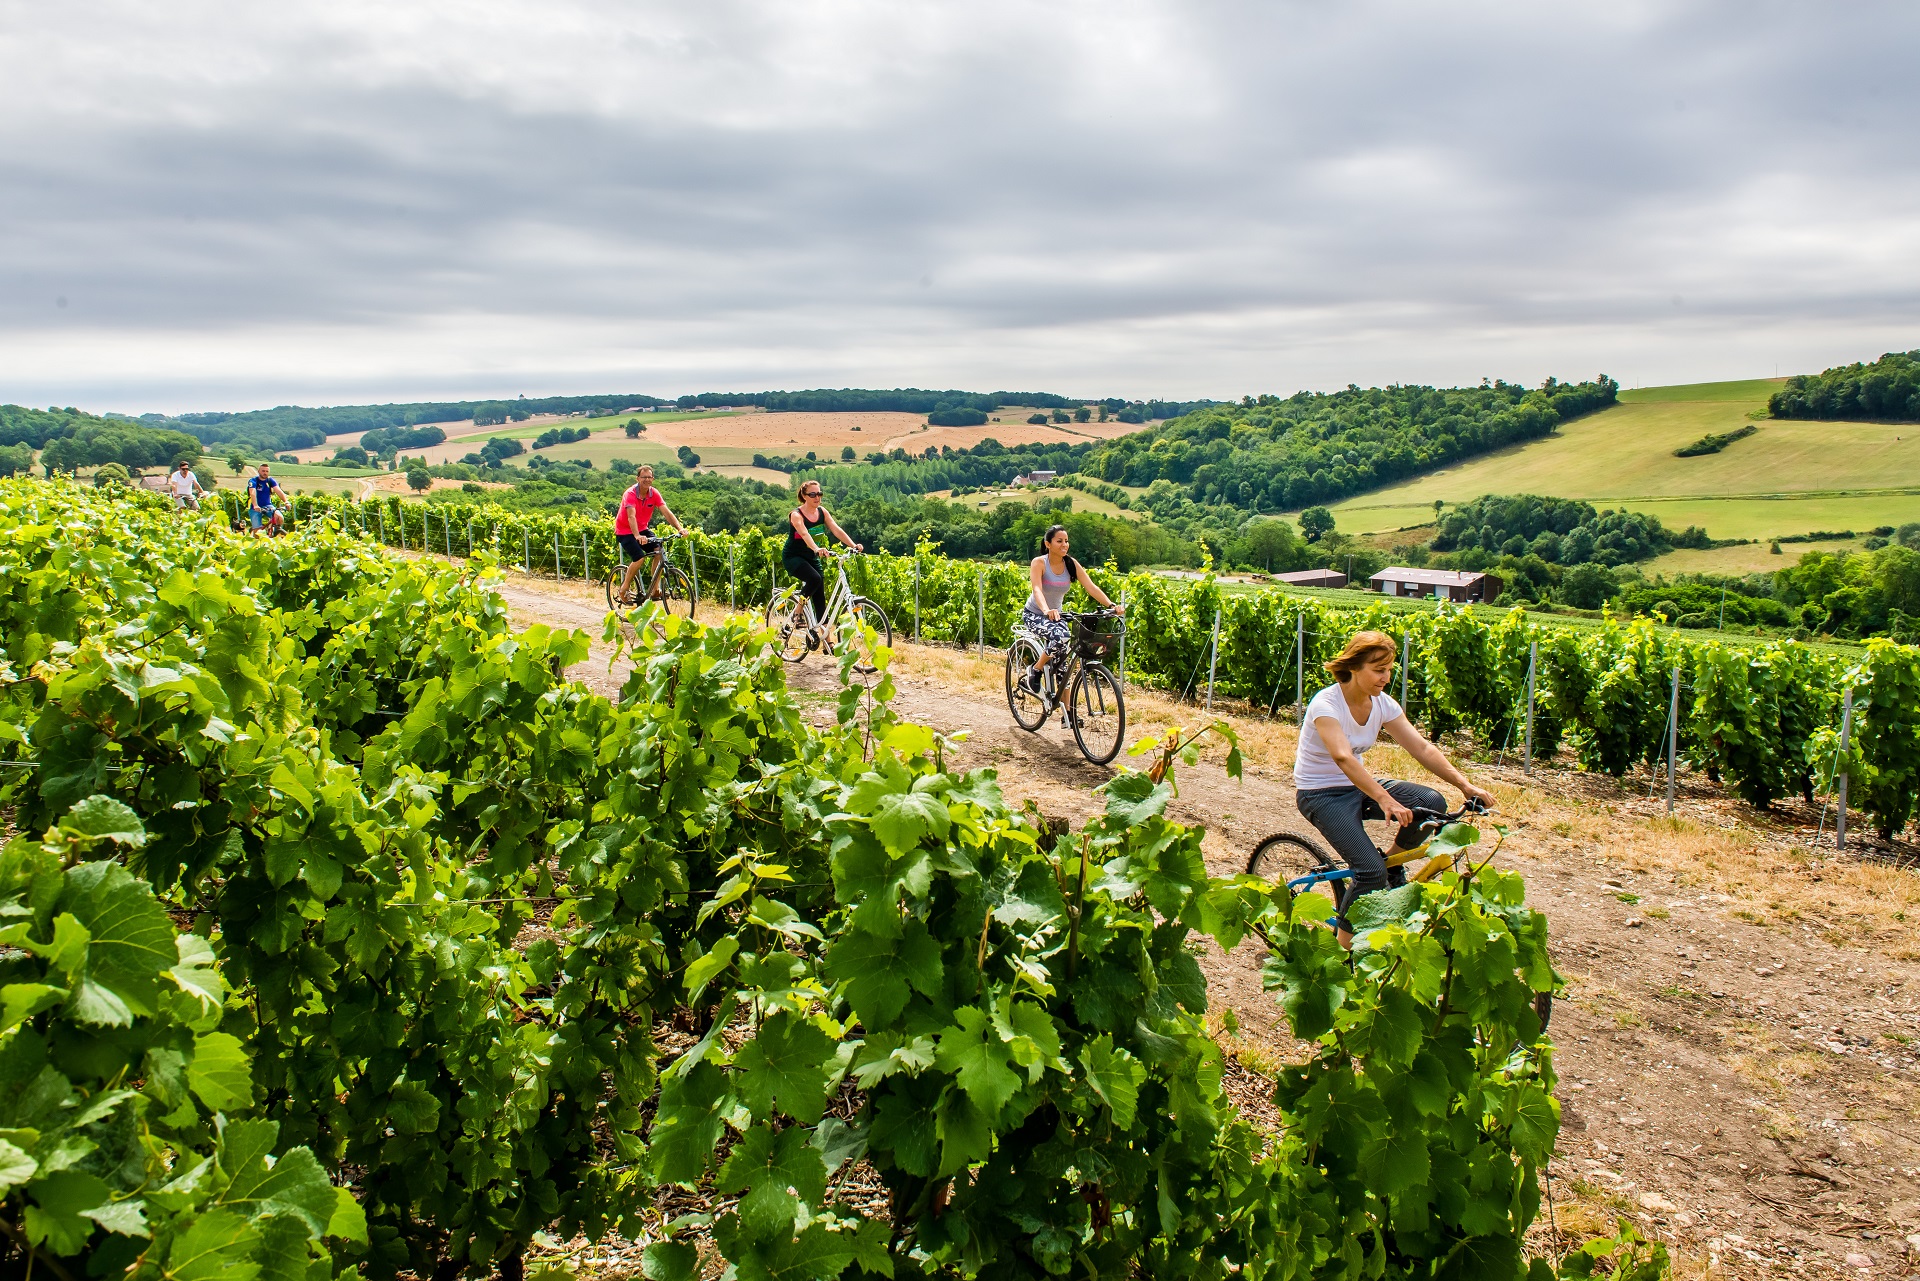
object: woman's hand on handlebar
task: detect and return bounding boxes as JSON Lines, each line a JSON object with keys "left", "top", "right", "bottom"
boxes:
{"left": 1381, "top": 795, "right": 1416, "bottom": 828}
{"left": 1461, "top": 784, "right": 1496, "bottom": 811}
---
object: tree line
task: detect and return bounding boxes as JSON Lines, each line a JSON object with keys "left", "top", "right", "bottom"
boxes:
{"left": 1080, "top": 376, "right": 1619, "bottom": 511}
{"left": 1769, "top": 350, "right": 1920, "bottom": 422}
{"left": 0, "top": 404, "right": 201, "bottom": 476}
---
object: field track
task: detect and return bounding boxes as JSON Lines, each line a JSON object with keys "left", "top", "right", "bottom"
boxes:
{"left": 486, "top": 569, "right": 1920, "bottom": 1276}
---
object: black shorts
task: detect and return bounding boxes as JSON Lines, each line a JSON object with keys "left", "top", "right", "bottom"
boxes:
{"left": 617, "top": 533, "right": 659, "bottom": 560}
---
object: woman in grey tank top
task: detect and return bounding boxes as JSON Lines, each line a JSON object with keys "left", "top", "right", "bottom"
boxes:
{"left": 1018, "top": 525, "right": 1124, "bottom": 696}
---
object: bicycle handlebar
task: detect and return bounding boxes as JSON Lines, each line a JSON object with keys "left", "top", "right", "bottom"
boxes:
{"left": 1407, "top": 798, "right": 1490, "bottom": 830}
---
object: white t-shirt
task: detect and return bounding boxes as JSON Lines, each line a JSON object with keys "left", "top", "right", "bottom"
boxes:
{"left": 167, "top": 469, "right": 200, "bottom": 497}
{"left": 1293, "top": 683, "right": 1405, "bottom": 790}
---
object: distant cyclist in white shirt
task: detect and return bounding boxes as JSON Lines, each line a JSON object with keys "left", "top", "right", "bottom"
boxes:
{"left": 1293, "top": 630, "right": 1494, "bottom": 935}
{"left": 166, "top": 460, "right": 207, "bottom": 511}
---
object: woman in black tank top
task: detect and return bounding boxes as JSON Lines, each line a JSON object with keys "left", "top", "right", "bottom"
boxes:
{"left": 783, "top": 480, "right": 862, "bottom": 619}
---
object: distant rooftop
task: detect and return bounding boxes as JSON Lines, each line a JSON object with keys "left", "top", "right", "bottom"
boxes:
{"left": 1369, "top": 567, "right": 1491, "bottom": 587}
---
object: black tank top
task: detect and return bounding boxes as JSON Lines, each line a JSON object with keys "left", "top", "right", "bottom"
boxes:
{"left": 784, "top": 506, "right": 830, "bottom": 561}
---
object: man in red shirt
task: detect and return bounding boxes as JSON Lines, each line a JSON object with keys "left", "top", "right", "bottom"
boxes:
{"left": 615, "top": 464, "right": 688, "bottom": 601}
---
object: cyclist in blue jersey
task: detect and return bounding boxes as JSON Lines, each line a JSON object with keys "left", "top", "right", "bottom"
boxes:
{"left": 246, "top": 463, "right": 286, "bottom": 534}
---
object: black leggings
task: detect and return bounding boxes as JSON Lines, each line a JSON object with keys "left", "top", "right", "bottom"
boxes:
{"left": 1295, "top": 779, "right": 1447, "bottom": 902}
{"left": 784, "top": 553, "right": 826, "bottom": 621}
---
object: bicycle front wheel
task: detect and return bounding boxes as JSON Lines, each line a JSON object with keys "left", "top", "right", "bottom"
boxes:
{"left": 1246, "top": 832, "right": 1348, "bottom": 924}
{"left": 842, "top": 597, "right": 892, "bottom": 675}
{"left": 766, "top": 588, "right": 813, "bottom": 663}
{"left": 1005, "top": 634, "right": 1049, "bottom": 732}
{"left": 1068, "top": 664, "right": 1126, "bottom": 765}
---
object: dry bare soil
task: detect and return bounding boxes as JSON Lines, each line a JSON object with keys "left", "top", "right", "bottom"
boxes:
{"left": 493, "top": 572, "right": 1920, "bottom": 1279}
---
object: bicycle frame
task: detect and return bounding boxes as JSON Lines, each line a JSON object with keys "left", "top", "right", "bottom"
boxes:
{"left": 1282, "top": 804, "right": 1488, "bottom": 899}
{"left": 620, "top": 532, "right": 680, "bottom": 598}
{"left": 791, "top": 553, "right": 858, "bottom": 631}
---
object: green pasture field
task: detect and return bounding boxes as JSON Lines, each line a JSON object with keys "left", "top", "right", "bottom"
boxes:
{"left": 1643, "top": 536, "right": 1867, "bottom": 577}
{"left": 1328, "top": 377, "right": 1920, "bottom": 540}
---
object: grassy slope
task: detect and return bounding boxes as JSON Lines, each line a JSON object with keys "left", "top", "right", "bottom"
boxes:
{"left": 1328, "top": 377, "right": 1920, "bottom": 540}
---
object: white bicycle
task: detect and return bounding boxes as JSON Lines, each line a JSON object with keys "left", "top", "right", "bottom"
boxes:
{"left": 765, "top": 549, "right": 894, "bottom": 674}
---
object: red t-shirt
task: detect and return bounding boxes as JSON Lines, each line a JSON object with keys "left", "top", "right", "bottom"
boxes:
{"left": 615, "top": 485, "right": 666, "bottom": 536}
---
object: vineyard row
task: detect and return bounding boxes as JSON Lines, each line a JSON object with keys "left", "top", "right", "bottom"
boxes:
{"left": 281, "top": 489, "right": 1915, "bottom": 842}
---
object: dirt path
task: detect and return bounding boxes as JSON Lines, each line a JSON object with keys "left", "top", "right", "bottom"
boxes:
{"left": 489, "top": 571, "right": 1920, "bottom": 1278}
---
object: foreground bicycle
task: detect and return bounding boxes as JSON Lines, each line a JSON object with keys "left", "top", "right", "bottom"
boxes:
{"left": 604, "top": 530, "right": 697, "bottom": 617}
{"left": 1005, "top": 609, "right": 1126, "bottom": 765}
{"left": 1245, "top": 798, "right": 1551, "bottom": 1028}
{"left": 765, "top": 548, "right": 892, "bottom": 674}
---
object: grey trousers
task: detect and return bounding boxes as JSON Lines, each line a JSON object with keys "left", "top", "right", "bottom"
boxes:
{"left": 1295, "top": 779, "right": 1447, "bottom": 898}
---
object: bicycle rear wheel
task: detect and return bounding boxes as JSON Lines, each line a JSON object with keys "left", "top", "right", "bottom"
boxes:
{"left": 1069, "top": 664, "right": 1125, "bottom": 765}
{"left": 841, "top": 597, "right": 892, "bottom": 675}
{"left": 605, "top": 565, "right": 638, "bottom": 611}
{"left": 766, "top": 588, "right": 813, "bottom": 663}
{"left": 1246, "top": 832, "right": 1350, "bottom": 925}
{"left": 1005, "top": 635, "right": 1050, "bottom": 731}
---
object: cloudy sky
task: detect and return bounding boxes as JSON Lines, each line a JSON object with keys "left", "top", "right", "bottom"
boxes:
{"left": 3, "top": 0, "right": 1917, "bottom": 413}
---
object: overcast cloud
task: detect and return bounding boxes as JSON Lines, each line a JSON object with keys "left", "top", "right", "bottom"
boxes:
{"left": 2, "top": 0, "right": 1917, "bottom": 412}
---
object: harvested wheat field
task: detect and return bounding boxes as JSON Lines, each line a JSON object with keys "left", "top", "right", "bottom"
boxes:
{"left": 476, "top": 570, "right": 1920, "bottom": 1280}
{"left": 652, "top": 409, "right": 1146, "bottom": 458}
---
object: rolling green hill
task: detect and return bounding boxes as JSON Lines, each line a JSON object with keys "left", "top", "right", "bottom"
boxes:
{"left": 1327, "top": 377, "right": 1920, "bottom": 572}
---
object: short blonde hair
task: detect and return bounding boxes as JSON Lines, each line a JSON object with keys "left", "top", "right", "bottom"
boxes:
{"left": 1325, "top": 630, "right": 1397, "bottom": 683}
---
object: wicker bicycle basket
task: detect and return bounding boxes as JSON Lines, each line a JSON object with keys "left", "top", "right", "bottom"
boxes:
{"left": 1072, "top": 616, "right": 1124, "bottom": 662}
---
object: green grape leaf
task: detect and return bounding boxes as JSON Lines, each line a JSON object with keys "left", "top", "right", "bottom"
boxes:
{"left": 188, "top": 1032, "right": 254, "bottom": 1113}
{"left": 935, "top": 1087, "right": 993, "bottom": 1176}
{"left": 1265, "top": 950, "right": 1347, "bottom": 1041}
{"left": 1366, "top": 985, "right": 1427, "bottom": 1068}
{"left": 1078, "top": 1035, "right": 1146, "bottom": 1127}
{"left": 1505, "top": 1083, "right": 1560, "bottom": 1163}
{"left": 869, "top": 1081, "right": 940, "bottom": 1177}
{"left": 649, "top": 1061, "right": 730, "bottom": 1185}
{"left": 0, "top": 1138, "right": 37, "bottom": 1190}
{"left": 1361, "top": 1127, "right": 1429, "bottom": 1195}
{"left": 1, "top": 983, "right": 66, "bottom": 1034}
{"left": 685, "top": 936, "right": 739, "bottom": 1003}
{"left": 386, "top": 1079, "right": 441, "bottom": 1135}
{"left": 1100, "top": 772, "right": 1170, "bottom": 827}
{"left": 327, "top": 1187, "right": 368, "bottom": 1244}
{"left": 868, "top": 786, "right": 952, "bottom": 857}
{"left": 222, "top": 1125, "right": 337, "bottom": 1238}
{"left": 1426, "top": 823, "right": 1480, "bottom": 861}
{"left": 823, "top": 921, "right": 942, "bottom": 1028}
{"left": 934, "top": 1007, "right": 1020, "bottom": 1114}
{"left": 161, "top": 1206, "right": 263, "bottom": 1281}
{"left": 84, "top": 1197, "right": 150, "bottom": 1237}
{"left": 169, "top": 934, "right": 227, "bottom": 1019}
{"left": 810, "top": 1115, "right": 868, "bottom": 1174}
{"left": 23, "top": 1169, "right": 112, "bottom": 1255}
{"left": 1345, "top": 883, "right": 1424, "bottom": 937}
{"left": 718, "top": 1124, "right": 828, "bottom": 1241}
{"left": 730, "top": 1219, "right": 860, "bottom": 1281}
{"left": 732, "top": 1012, "right": 834, "bottom": 1124}
{"left": 60, "top": 860, "right": 177, "bottom": 1020}
{"left": 60, "top": 796, "right": 147, "bottom": 847}
{"left": 1437, "top": 1233, "right": 1522, "bottom": 1281}
{"left": 642, "top": 1241, "right": 702, "bottom": 1281}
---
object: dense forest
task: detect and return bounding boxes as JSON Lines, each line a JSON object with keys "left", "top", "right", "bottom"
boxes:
{"left": 1432, "top": 493, "right": 1709, "bottom": 565}
{"left": 1080, "top": 376, "right": 1619, "bottom": 509}
{"left": 0, "top": 404, "right": 201, "bottom": 474}
{"left": 1769, "top": 350, "right": 1920, "bottom": 422}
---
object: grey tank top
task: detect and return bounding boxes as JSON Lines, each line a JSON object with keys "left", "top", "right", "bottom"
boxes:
{"left": 1033, "top": 555, "right": 1076, "bottom": 611}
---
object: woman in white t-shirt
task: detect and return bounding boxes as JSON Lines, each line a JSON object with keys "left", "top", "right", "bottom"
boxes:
{"left": 1293, "top": 630, "right": 1494, "bottom": 931}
